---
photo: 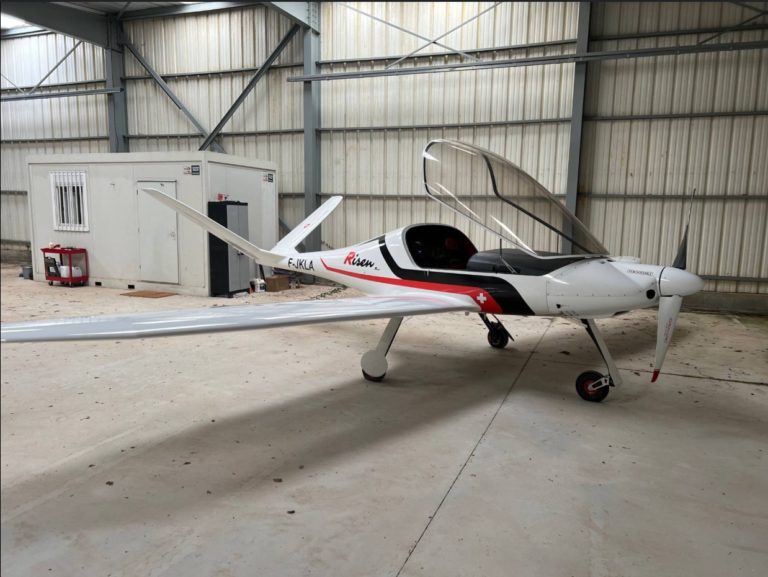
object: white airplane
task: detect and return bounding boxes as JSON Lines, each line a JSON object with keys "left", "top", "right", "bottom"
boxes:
{"left": 1, "top": 140, "right": 703, "bottom": 402}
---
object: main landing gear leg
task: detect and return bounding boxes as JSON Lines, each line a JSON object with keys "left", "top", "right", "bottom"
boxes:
{"left": 479, "top": 313, "right": 513, "bottom": 349}
{"left": 361, "top": 316, "right": 403, "bottom": 382}
{"left": 576, "top": 319, "right": 623, "bottom": 403}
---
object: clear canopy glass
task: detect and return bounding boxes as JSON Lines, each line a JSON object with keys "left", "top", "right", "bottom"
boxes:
{"left": 422, "top": 139, "right": 608, "bottom": 257}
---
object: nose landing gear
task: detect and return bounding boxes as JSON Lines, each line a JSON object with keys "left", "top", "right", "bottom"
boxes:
{"left": 576, "top": 319, "right": 623, "bottom": 403}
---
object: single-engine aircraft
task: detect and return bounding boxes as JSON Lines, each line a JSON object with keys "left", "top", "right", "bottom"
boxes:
{"left": 1, "top": 140, "right": 703, "bottom": 402}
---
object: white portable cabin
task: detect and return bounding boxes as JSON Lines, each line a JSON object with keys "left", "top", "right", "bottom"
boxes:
{"left": 26, "top": 152, "right": 278, "bottom": 296}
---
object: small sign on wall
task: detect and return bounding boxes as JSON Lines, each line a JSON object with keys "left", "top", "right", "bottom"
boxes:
{"left": 183, "top": 165, "right": 201, "bottom": 176}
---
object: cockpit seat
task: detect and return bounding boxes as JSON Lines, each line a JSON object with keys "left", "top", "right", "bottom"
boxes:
{"left": 405, "top": 225, "right": 478, "bottom": 270}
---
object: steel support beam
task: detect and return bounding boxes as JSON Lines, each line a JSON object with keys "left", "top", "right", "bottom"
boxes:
{"left": 123, "top": 39, "right": 225, "bottom": 153}
{"left": 27, "top": 41, "right": 83, "bottom": 95}
{"left": 1, "top": 2, "right": 109, "bottom": 48}
{"left": 302, "top": 22, "right": 322, "bottom": 252}
{"left": 320, "top": 118, "right": 570, "bottom": 132}
{"left": 698, "top": 9, "right": 768, "bottom": 45}
{"left": 128, "top": 129, "right": 304, "bottom": 139}
{"left": 276, "top": 192, "right": 768, "bottom": 202}
{"left": 118, "top": 40, "right": 577, "bottom": 82}
{"left": 1, "top": 79, "right": 107, "bottom": 93}
{"left": 0, "top": 88, "right": 121, "bottom": 102}
{"left": 591, "top": 21, "right": 768, "bottom": 41}
{"left": 585, "top": 111, "right": 768, "bottom": 121}
{"left": 1, "top": 136, "right": 109, "bottom": 144}
{"left": 288, "top": 39, "right": 768, "bottom": 82}
{"left": 319, "top": 39, "right": 574, "bottom": 67}
{"left": 385, "top": 3, "right": 498, "bottom": 69}
{"left": 565, "top": 2, "right": 590, "bottom": 216}
{"left": 122, "top": 1, "right": 262, "bottom": 21}
{"left": 263, "top": 2, "right": 319, "bottom": 32}
{"left": 199, "top": 24, "right": 299, "bottom": 151}
{"left": 0, "top": 26, "right": 46, "bottom": 40}
{"left": 106, "top": 17, "right": 129, "bottom": 152}
{"left": 338, "top": 3, "right": 475, "bottom": 63}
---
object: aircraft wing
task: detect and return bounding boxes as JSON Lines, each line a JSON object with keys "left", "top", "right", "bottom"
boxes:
{"left": 1, "top": 294, "right": 478, "bottom": 343}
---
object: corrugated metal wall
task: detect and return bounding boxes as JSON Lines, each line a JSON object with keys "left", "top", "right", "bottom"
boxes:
{"left": 582, "top": 1, "right": 768, "bottom": 294}
{"left": 124, "top": 6, "right": 305, "bottom": 192}
{"left": 1, "top": 33, "right": 109, "bottom": 243}
{"left": 311, "top": 1, "right": 578, "bottom": 251}
{"left": 1, "top": 2, "right": 765, "bottom": 295}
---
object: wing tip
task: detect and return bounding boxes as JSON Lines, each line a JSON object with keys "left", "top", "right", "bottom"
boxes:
{"left": 651, "top": 369, "right": 660, "bottom": 383}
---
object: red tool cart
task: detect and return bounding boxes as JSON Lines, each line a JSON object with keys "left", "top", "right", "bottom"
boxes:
{"left": 41, "top": 246, "right": 89, "bottom": 286}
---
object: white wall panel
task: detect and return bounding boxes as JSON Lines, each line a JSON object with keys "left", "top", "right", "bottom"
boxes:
{"left": 1, "top": 141, "right": 110, "bottom": 191}
{"left": 317, "top": 2, "right": 577, "bottom": 249}
{"left": 0, "top": 193, "right": 30, "bottom": 244}
{"left": 0, "top": 33, "right": 104, "bottom": 88}
{"left": 1, "top": 89, "right": 109, "bottom": 140}
{"left": 123, "top": 7, "right": 302, "bottom": 76}
{"left": 321, "top": 2, "right": 578, "bottom": 60}
{"left": 317, "top": 123, "right": 572, "bottom": 248}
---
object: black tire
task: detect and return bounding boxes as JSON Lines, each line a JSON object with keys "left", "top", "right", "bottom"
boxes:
{"left": 487, "top": 328, "right": 509, "bottom": 349}
{"left": 362, "top": 370, "right": 385, "bottom": 382}
{"left": 48, "top": 281, "right": 53, "bottom": 286}
{"left": 575, "top": 370, "right": 610, "bottom": 402}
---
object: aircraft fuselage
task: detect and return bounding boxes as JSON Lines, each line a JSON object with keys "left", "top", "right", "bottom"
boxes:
{"left": 275, "top": 226, "right": 695, "bottom": 320}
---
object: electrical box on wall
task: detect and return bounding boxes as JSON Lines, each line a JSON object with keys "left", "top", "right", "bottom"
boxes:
{"left": 26, "top": 151, "right": 278, "bottom": 296}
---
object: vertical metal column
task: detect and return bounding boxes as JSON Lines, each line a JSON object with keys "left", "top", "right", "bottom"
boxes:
{"left": 106, "top": 16, "right": 129, "bottom": 152}
{"left": 303, "top": 5, "right": 321, "bottom": 252}
{"left": 565, "top": 1, "right": 590, "bottom": 215}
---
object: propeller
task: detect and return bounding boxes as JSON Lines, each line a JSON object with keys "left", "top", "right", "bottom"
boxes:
{"left": 651, "top": 191, "right": 703, "bottom": 382}
{"left": 652, "top": 295, "right": 682, "bottom": 382}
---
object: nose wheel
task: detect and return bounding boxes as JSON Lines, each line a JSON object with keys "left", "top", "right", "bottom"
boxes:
{"left": 575, "top": 370, "right": 611, "bottom": 402}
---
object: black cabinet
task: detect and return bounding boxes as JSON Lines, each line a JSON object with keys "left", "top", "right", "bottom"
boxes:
{"left": 208, "top": 201, "right": 250, "bottom": 296}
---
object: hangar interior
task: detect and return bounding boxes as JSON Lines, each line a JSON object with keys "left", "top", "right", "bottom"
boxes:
{"left": 1, "top": 2, "right": 767, "bottom": 576}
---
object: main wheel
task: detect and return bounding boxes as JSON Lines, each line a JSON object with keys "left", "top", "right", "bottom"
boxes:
{"left": 487, "top": 326, "right": 509, "bottom": 349}
{"left": 575, "top": 370, "right": 610, "bottom": 402}
{"left": 361, "top": 351, "right": 387, "bottom": 382}
{"left": 362, "top": 370, "right": 385, "bottom": 382}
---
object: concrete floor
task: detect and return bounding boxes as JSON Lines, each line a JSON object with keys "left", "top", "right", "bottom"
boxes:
{"left": 1, "top": 263, "right": 767, "bottom": 577}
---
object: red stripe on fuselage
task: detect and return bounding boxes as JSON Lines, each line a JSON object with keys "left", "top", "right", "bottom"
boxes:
{"left": 320, "top": 259, "right": 502, "bottom": 314}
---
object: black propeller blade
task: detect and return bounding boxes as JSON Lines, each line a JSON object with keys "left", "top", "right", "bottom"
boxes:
{"left": 671, "top": 188, "right": 695, "bottom": 270}
{"left": 672, "top": 225, "right": 688, "bottom": 270}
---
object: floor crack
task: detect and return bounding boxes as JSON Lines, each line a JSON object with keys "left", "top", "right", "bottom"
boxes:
{"left": 394, "top": 319, "right": 554, "bottom": 576}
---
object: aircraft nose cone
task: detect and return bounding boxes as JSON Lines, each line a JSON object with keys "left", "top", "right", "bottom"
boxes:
{"left": 659, "top": 267, "right": 704, "bottom": 297}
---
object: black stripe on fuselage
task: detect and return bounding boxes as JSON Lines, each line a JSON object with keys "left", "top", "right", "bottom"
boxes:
{"left": 377, "top": 237, "right": 536, "bottom": 316}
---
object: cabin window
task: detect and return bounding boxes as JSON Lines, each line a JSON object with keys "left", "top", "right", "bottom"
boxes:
{"left": 50, "top": 171, "right": 89, "bottom": 232}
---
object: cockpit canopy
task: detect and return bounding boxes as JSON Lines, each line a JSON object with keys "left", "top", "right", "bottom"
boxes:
{"left": 422, "top": 140, "right": 608, "bottom": 257}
